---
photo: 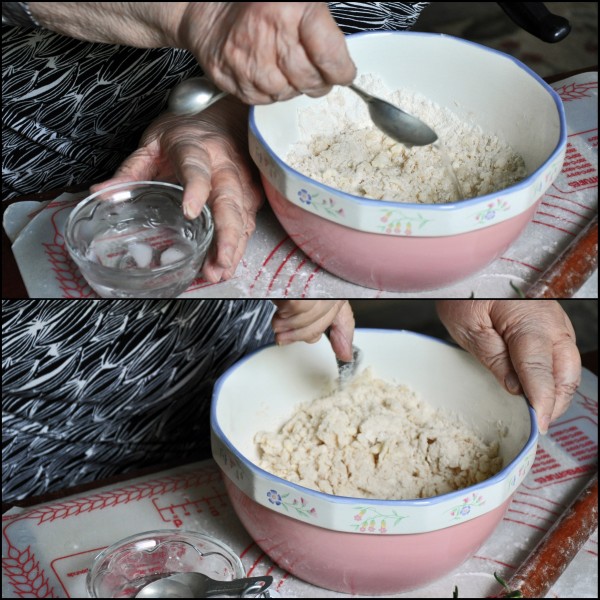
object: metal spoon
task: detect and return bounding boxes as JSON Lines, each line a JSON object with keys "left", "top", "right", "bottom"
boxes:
{"left": 168, "top": 77, "right": 438, "bottom": 147}
{"left": 348, "top": 84, "right": 438, "bottom": 147}
{"left": 168, "top": 77, "right": 227, "bottom": 116}
{"left": 336, "top": 344, "right": 363, "bottom": 388}
{"left": 135, "top": 572, "right": 273, "bottom": 599}
{"left": 325, "top": 328, "right": 363, "bottom": 388}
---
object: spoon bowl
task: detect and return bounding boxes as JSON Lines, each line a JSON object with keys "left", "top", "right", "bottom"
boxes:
{"left": 349, "top": 84, "right": 438, "bottom": 146}
{"left": 135, "top": 572, "right": 273, "bottom": 599}
{"left": 168, "top": 77, "right": 228, "bottom": 115}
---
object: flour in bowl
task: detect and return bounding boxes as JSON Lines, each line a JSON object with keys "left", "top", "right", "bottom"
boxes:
{"left": 286, "top": 75, "right": 527, "bottom": 204}
{"left": 255, "top": 368, "right": 502, "bottom": 500}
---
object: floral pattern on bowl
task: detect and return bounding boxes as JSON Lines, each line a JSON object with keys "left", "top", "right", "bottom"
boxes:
{"left": 249, "top": 133, "right": 565, "bottom": 238}
{"left": 213, "top": 435, "right": 538, "bottom": 534}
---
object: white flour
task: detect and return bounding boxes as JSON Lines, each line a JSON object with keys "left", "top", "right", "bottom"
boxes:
{"left": 255, "top": 368, "right": 502, "bottom": 500}
{"left": 286, "top": 75, "right": 527, "bottom": 203}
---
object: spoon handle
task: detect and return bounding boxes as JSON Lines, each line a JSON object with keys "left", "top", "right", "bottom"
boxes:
{"left": 206, "top": 575, "right": 273, "bottom": 597}
{"left": 348, "top": 83, "right": 374, "bottom": 103}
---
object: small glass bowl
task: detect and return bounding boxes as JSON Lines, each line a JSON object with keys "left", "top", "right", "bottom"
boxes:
{"left": 86, "top": 530, "right": 244, "bottom": 598}
{"left": 65, "top": 181, "right": 214, "bottom": 298}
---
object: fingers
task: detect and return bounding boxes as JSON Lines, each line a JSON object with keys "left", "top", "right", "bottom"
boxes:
{"left": 276, "top": 34, "right": 333, "bottom": 98}
{"left": 201, "top": 163, "right": 257, "bottom": 283}
{"left": 191, "top": 2, "right": 355, "bottom": 105}
{"left": 504, "top": 328, "right": 557, "bottom": 434}
{"left": 551, "top": 338, "right": 581, "bottom": 421}
{"left": 299, "top": 3, "right": 356, "bottom": 87}
{"left": 438, "top": 300, "right": 582, "bottom": 436}
{"left": 441, "top": 303, "right": 522, "bottom": 395}
{"left": 164, "top": 135, "right": 213, "bottom": 220}
{"left": 549, "top": 311, "right": 581, "bottom": 421}
{"left": 327, "top": 301, "right": 355, "bottom": 362}
{"left": 271, "top": 301, "right": 354, "bottom": 361}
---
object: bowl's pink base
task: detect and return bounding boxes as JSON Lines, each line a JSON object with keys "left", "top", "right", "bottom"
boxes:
{"left": 263, "top": 178, "right": 541, "bottom": 292}
{"left": 224, "top": 476, "right": 512, "bottom": 596}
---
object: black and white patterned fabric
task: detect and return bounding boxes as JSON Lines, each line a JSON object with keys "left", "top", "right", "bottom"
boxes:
{"left": 1, "top": 2, "right": 429, "bottom": 503}
{"left": 329, "top": 1, "right": 429, "bottom": 33}
{"left": 1, "top": 2, "right": 428, "bottom": 200}
{"left": 2, "top": 300, "right": 276, "bottom": 503}
{"left": 1, "top": 36, "right": 201, "bottom": 199}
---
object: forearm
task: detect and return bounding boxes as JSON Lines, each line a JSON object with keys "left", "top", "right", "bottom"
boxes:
{"left": 27, "top": 2, "right": 188, "bottom": 47}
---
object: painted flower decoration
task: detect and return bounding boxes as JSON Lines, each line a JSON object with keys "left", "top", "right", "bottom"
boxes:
{"left": 298, "top": 189, "right": 312, "bottom": 205}
{"left": 449, "top": 493, "right": 485, "bottom": 520}
{"left": 267, "top": 489, "right": 282, "bottom": 505}
{"left": 474, "top": 198, "right": 510, "bottom": 224}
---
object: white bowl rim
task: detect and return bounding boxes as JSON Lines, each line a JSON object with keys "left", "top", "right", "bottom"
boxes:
{"left": 249, "top": 31, "right": 567, "bottom": 213}
{"left": 211, "top": 328, "right": 539, "bottom": 508}
{"left": 64, "top": 180, "right": 214, "bottom": 276}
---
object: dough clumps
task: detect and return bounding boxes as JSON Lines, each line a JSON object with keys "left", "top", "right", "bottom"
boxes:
{"left": 255, "top": 368, "right": 502, "bottom": 500}
{"left": 286, "top": 75, "right": 527, "bottom": 204}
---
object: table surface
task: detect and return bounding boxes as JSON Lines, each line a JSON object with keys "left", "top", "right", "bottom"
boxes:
{"left": 2, "top": 67, "right": 597, "bottom": 299}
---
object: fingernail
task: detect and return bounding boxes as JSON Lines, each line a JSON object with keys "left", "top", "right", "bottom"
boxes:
{"left": 183, "top": 201, "right": 197, "bottom": 220}
{"left": 539, "top": 414, "right": 551, "bottom": 435}
{"left": 505, "top": 372, "right": 521, "bottom": 394}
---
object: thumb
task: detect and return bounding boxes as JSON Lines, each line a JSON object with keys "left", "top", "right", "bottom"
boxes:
{"left": 327, "top": 301, "right": 355, "bottom": 362}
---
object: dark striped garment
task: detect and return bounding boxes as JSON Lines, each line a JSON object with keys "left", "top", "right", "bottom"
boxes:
{"left": 2, "top": 2, "right": 428, "bottom": 199}
{"left": 1, "top": 3, "right": 428, "bottom": 504}
{"left": 2, "top": 300, "right": 276, "bottom": 502}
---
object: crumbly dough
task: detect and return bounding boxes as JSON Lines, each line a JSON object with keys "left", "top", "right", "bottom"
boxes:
{"left": 255, "top": 368, "right": 502, "bottom": 500}
{"left": 286, "top": 75, "right": 527, "bottom": 204}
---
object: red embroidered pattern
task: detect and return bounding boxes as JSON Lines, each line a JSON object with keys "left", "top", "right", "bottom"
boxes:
{"left": 2, "top": 545, "right": 57, "bottom": 598}
{"left": 2, "top": 466, "right": 220, "bottom": 598}
{"left": 555, "top": 80, "right": 598, "bottom": 102}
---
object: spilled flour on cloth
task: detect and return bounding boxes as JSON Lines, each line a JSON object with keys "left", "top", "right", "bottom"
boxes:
{"left": 286, "top": 75, "right": 527, "bottom": 204}
{"left": 255, "top": 368, "right": 503, "bottom": 500}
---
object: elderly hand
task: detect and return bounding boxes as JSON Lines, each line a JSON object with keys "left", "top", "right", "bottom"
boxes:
{"left": 271, "top": 300, "right": 355, "bottom": 361}
{"left": 28, "top": 2, "right": 355, "bottom": 105}
{"left": 91, "top": 97, "right": 262, "bottom": 283}
{"left": 178, "top": 2, "right": 356, "bottom": 104}
{"left": 436, "top": 300, "right": 581, "bottom": 434}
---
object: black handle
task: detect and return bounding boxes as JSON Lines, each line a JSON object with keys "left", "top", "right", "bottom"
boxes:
{"left": 497, "top": 2, "right": 571, "bottom": 43}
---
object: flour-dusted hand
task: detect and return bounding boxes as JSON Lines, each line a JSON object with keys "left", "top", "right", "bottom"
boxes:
{"left": 179, "top": 2, "right": 357, "bottom": 104}
{"left": 271, "top": 300, "right": 355, "bottom": 361}
{"left": 91, "top": 97, "right": 262, "bottom": 284}
{"left": 436, "top": 300, "right": 581, "bottom": 434}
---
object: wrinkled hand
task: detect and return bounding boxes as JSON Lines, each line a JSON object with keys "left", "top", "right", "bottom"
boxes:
{"left": 437, "top": 300, "right": 581, "bottom": 434}
{"left": 271, "top": 300, "right": 355, "bottom": 361}
{"left": 91, "top": 97, "right": 262, "bottom": 283}
{"left": 178, "top": 2, "right": 356, "bottom": 104}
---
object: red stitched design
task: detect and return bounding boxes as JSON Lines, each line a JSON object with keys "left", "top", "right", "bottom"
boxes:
{"left": 42, "top": 234, "right": 96, "bottom": 299}
{"left": 2, "top": 545, "right": 57, "bottom": 598}
{"left": 554, "top": 81, "right": 598, "bottom": 102}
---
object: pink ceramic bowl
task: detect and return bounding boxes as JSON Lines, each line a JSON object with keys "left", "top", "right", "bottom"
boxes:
{"left": 249, "top": 32, "right": 567, "bottom": 291}
{"left": 211, "top": 330, "right": 539, "bottom": 595}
